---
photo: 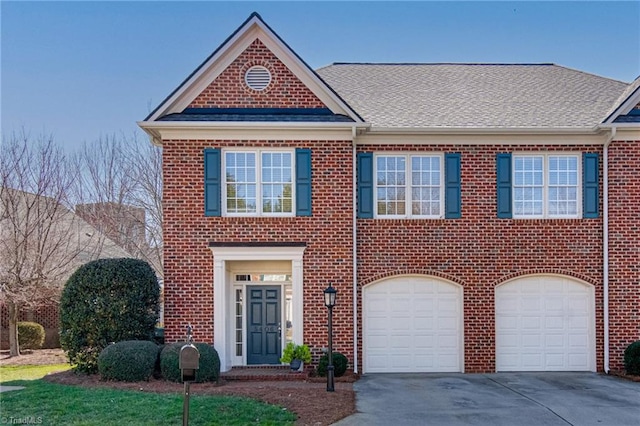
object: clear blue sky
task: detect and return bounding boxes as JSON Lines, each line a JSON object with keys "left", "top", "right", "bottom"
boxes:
{"left": 2, "top": 1, "right": 639, "bottom": 151}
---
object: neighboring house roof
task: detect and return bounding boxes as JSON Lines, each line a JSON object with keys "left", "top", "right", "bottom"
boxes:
{"left": 1, "top": 188, "right": 131, "bottom": 282}
{"left": 316, "top": 63, "right": 629, "bottom": 130}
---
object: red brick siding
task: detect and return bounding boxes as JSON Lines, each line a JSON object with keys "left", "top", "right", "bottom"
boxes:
{"left": 356, "top": 144, "right": 605, "bottom": 373}
{"left": 188, "top": 39, "right": 326, "bottom": 109}
{"left": 607, "top": 139, "right": 640, "bottom": 372}
{"left": 162, "top": 139, "right": 354, "bottom": 359}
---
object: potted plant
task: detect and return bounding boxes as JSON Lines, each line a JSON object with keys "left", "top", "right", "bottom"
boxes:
{"left": 280, "top": 342, "right": 312, "bottom": 371}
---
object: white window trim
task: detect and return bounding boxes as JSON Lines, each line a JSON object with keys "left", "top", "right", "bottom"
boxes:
{"left": 512, "top": 152, "right": 582, "bottom": 219}
{"left": 373, "top": 152, "right": 445, "bottom": 219}
{"left": 222, "top": 148, "right": 296, "bottom": 217}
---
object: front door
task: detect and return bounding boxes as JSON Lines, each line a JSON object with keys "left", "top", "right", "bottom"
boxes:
{"left": 247, "top": 286, "right": 281, "bottom": 364}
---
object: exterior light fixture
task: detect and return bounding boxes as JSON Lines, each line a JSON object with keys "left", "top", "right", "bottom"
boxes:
{"left": 323, "top": 284, "right": 337, "bottom": 392}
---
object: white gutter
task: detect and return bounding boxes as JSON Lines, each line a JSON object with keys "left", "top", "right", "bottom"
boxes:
{"left": 367, "top": 126, "right": 604, "bottom": 135}
{"left": 603, "top": 126, "right": 616, "bottom": 374}
{"left": 352, "top": 127, "right": 359, "bottom": 374}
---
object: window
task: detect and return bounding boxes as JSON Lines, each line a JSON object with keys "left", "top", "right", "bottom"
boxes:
{"left": 224, "top": 150, "right": 294, "bottom": 216}
{"left": 375, "top": 154, "right": 443, "bottom": 218}
{"left": 512, "top": 154, "right": 580, "bottom": 218}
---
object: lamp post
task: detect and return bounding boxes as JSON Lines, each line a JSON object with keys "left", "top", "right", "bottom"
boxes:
{"left": 323, "top": 284, "right": 337, "bottom": 392}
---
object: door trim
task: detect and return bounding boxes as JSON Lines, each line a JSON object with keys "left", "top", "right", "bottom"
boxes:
{"left": 209, "top": 246, "right": 305, "bottom": 372}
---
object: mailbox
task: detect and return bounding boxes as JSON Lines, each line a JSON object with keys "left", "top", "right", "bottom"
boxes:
{"left": 179, "top": 343, "right": 200, "bottom": 382}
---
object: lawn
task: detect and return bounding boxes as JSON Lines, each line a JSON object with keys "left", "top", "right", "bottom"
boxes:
{"left": 0, "top": 363, "right": 70, "bottom": 382}
{"left": 0, "top": 365, "right": 296, "bottom": 425}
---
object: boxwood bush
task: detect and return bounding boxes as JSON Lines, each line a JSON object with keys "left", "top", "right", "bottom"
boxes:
{"left": 316, "top": 352, "right": 348, "bottom": 377}
{"left": 98, "top": 340, "right": 159, "bottom": 382}
{"left": 17, "top": 321, "right": 45, "bottom": 350}
{"left": 59, "top": 258, "right": 160, "bottom": 373}
{"left": 160, "top": 342, "right": 220, "bottom": 383}
{"left": 624, "top": 340, "right": 640, "bottom": 375}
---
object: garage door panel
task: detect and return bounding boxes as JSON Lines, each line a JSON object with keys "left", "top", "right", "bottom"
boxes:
{"left": 496, "top": 276, "right": 595, "bottom": 372}
{"left": 364, "top": 276, "right": 462, "bottom": 373}
{"left": 522, "top": 316, "right": 541, "bottom": 329}
{"left": 545, "top": 316, "right": 564, "bottom": 329}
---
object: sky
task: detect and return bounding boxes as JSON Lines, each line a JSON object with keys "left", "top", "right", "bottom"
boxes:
{"left": 2, "top": 1, "right": 639, "bottom": 152}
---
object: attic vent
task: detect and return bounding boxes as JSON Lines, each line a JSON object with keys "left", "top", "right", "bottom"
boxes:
{"left": 245, "top": 66, "right": 272, "bottom": 91}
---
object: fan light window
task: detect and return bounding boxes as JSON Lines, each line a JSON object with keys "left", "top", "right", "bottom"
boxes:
{"left": 245, "top": 66, "right": 272, "bottom": 91}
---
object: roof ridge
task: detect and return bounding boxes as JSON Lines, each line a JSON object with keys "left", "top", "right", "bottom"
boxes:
{"left": 328, "top": 62, "right": 556, "bottom": 66}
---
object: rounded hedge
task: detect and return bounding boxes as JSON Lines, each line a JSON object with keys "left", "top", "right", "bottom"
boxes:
{"left": 98, "top": 340, "right": 159, "bottom": 382}
{"left": 316, "top": 352, "right": 348, "bottom": 377}
{"left": 18, "top": 321, "right": 45, "bottom": 350}
{"left": 59, "top": 258, "right": 160, "bottom": 374}
{"left": 160, "top": 342, "right": 220, "bottom": 383}
{"left": 624, "top": 340, "right": 640, "bottom": 376}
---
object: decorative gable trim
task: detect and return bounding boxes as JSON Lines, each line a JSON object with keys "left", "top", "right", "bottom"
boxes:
{"left": 601, "top": 76, "right": 640, "bottom": 127}
{"left": 143, "top": 12, "right": 364, "bottom": 125}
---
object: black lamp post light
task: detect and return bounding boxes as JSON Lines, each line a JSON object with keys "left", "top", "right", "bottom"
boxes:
{"left": 323, "top": 284, "right": 337, "bottom": 392}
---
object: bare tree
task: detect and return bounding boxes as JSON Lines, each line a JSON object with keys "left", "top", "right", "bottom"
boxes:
{"left": 74, "top": 133, "right": 163, "bottom": 278}
{"left": 127, "top": 134, "right": 163, "bottom": 278}
{"left": 0, "top": 133, "right": 105, "bottom": 356}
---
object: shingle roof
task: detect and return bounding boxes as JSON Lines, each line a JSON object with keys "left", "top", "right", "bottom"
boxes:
{"left": 315, "top": 63, "right": 629, "bottom": 129}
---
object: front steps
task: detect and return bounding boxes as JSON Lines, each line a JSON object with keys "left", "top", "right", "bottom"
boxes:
{"left": 221, "top": 365, "right": 311, "bottom": 381}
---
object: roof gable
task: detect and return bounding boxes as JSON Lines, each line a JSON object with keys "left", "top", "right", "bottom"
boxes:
{"left": 144, "top": 13, "right": 363, "bottom": 123}
{"left": 602, "top": 75, "right": 640, "bottom": 126}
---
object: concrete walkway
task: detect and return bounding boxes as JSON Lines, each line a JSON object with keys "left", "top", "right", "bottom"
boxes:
{"left": 334, "top": 372, "right": 640, "bottom": 426}
{"left": 0, "top": 385, "right": 25, "bottom": 393}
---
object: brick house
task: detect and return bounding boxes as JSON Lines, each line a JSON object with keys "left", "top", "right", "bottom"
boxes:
{"left": 0, "top": 191, "right": 131, "bottom": 349}
{"left": 138, "top": 13, "right": 640, "bottom": 374}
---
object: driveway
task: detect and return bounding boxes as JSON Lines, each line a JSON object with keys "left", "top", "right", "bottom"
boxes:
{"left": 334, "top": 372, "right": 640, "bottom": 426}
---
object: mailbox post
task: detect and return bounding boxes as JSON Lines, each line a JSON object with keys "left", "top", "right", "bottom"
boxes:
{"left": 180, "top": 325, "right": 199, "bottom": 426}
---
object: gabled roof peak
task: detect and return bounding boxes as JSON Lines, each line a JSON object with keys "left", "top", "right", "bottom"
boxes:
{"left": 141, "top": 12, "right": 364, "bottom": 128}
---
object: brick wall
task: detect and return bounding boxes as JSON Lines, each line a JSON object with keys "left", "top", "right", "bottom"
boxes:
{"left": 0, "top": 303, "right": 60, "bottom": 349}
{"left": 188, "top": 39, "right": 325, "bottom": 109}
{"left": 356, "top": 143, "right": 605, "bottom": 373}
{"left": 158, "top": 32, "right": 637, "bottom": 373}
{"left": 607, "top": 139, "right": 640, "bottom": 372}
{"left": 162, "top": 138, "right": 355, "bottom": 359}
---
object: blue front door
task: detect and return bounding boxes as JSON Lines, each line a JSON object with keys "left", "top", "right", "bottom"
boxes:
{"left": 247, "top": 286, "right": 281, "bottom": 364}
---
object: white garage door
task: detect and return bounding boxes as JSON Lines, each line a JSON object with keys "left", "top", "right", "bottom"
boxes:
{"left": 495, "top": 275, "right": 595, "bottom": 372}
{"left": 363, "top": 276, "right": 462, "bottom": 373}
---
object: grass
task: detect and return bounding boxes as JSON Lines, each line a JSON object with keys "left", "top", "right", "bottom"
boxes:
{"left": 0, "top": 363, "right": 71, "bottom": 382}
{"left": 0, "top": 365, "right": 296, "bottom": 425}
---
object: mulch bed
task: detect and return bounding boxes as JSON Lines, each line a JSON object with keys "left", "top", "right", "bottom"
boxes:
{"left": 2, "top": 350, "right": 357, "bottom": 426}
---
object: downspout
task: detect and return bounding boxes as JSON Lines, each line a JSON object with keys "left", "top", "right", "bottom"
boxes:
{"left": 352, "top": 127, "right": 359, "bottom": 374}
{"left": 603, "top": 126, "right": 615, "bottom": 374}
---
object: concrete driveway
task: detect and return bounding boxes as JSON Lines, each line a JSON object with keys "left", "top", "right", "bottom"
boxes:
{"left": 334, "top": 372, "right": 640, "bottom": 426}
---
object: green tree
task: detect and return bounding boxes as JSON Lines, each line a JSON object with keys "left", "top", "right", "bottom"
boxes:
{"left": 59, "top": 258, "right": 160, "bottom": 373}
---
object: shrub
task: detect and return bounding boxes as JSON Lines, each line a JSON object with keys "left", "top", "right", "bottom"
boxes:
{"left": 160, "top": 342, "right": 220, "bottom": 383}
{"left": 624, "top": 340, "right": 640, "bottom": 375}
{"left": 59, "top": 258, "right": 160, "bottom": 374}
{"left": 317, "top": 352, "right": 348, "bottom": 377}
{"left": 98, "top": 340, "right": 159, "bottom": 382}
{"left": 17, "top": 322, "right": 45, "bottom": 350}
{"left": 279, "top": 342, "right": 312, "bottom": 364}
